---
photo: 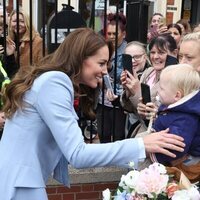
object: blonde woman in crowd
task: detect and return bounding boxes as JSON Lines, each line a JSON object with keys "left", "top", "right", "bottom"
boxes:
{"left": 121, "top": 41, "right": 150, "bottom": 137}
{"left": 179, "top": 32, "right": 200, "bottom": 71}
{"left": 124, "top": 41, "right": 150, "bottom": 78}
{"left": 8, "top": 8, "right": 43, "bottom": 70}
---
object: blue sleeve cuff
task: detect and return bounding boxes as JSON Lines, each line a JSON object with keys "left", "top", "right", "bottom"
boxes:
{"left": 137, "top": 138, "right": 146, "bottom": 162}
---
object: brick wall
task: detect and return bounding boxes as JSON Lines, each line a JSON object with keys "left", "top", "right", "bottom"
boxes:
{"left": 7, "top": 0, "right": 22, "bottom": 14}
{"left": 47, "top": 182, "right": 118, "bottom": 200}
{"left": 166, "top": 12, "right": 174, "bottom": 25}
{"left": 166, "top": 0, "right": 176, "bottom": 24}
{"left": 167, "top": 0, "right": 175, "bottom": 5}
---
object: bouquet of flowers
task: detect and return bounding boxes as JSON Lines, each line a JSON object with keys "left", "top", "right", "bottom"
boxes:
{"left": 103, "top": 163, "right": 200, "bottom": 200}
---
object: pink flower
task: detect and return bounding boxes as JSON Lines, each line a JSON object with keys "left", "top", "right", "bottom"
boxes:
{"left": 166, "top": 182, "right": 179, "bottom": 198}
{"left": 135, "top": 165, "right": 169, "bottom": 198}
{"left": 102, "top": 163, "right": 200, "bottom": 199}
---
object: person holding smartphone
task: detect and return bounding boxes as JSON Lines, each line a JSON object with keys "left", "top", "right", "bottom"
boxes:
{"left": 96, "top": 13, "right": 127, "bottom": 143}
{"left": 147, "top": 13, "right": 168, "bottom": 42}
{"left": 120, "top": 41, "right": 150, "bottom": 137}
{"left": 121, "top": 34, "right": 178, "bottom": 136}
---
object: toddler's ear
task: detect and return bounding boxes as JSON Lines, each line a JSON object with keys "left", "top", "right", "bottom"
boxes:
{"left": 175, "top": 90, "right": 182, "bottom": 101}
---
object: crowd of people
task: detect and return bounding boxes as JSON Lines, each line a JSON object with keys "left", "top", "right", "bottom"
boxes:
{"left": 0, "top": 5, "right": 199, "bottom": 199}
{"left": 119, "top": 14, "right": 200, "bottom": 183}
{"left": 96, "top": 11, "right": 200, "bottom": 183}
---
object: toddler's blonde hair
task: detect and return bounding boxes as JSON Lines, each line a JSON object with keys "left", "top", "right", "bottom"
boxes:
{"left": 161, "top": 64, "right": 200, "bottom": 96}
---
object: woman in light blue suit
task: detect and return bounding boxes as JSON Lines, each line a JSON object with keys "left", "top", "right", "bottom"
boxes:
{"left": 0, "top": 28, "right": 185, "bottom": 200}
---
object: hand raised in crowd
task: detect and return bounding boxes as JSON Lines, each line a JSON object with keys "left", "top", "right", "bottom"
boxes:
{"left": 121, "top": 70, "right": 140, "bottom": 98}
{"left": 0, "top": 37, "right": 16, "bottom": 56}
{"left": 137, "top": 97, "right": 158, "bottom": 120}
{"left": 147, "top": 24, "right": 168, "bottom": 41}
{"left": 143, "top": 128, "right": 185, "bottom": 158}
{"left": 157, "top": 23, "right": 168, "bottom": 35}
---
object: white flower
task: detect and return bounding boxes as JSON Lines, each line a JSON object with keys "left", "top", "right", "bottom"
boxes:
{"left": 188, "top": 186, "right": 200, "bottom": 200}
{"left": 124, "top": 170, "right": 140, "bottom": 189}
{"left": 103, "top": 188, "right": 111, "bottom": 200}
{"left": 119, "top": 175, "right": 128, "bottom": 189}
{"left": 149, "top": 162, "right": 167, "bottom": 174}
{"left": 102, "top": 163, "right": 200, "bottom": 200}
{"left": 172, "top": 190, "right": 190, "bottom": 200}
{"left": 129, "top": 161, "right": 135, "bottom": 169}
{"left": 172, "top": 186, "right": 200, "bottom": 200}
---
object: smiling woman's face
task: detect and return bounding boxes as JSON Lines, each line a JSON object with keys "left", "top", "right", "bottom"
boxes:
{"left": 125, "top": 45, "right": 146, "bottom": 73}
{"left": 10, "top": 13, "right": 26, "bottom": 35}
{"left": 80, "top": 46, "right": 109, "bottom": 88}
{"left": 150, "top": 45, "right": 168, "bottom": 71}
{"left": 151, "top": 15, "right": 162, "bottom": 28}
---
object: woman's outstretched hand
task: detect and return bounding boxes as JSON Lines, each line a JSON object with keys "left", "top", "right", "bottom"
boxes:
{"left": 143, "top": 128, "right": 185, "bottom": 158}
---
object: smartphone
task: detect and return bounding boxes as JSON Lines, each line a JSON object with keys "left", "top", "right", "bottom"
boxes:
{"left": 149, "top": 25, "right": 157, "bottom": 33}
{"left": 103, "top": 74, "right": 113, "bottom": 93}
{"left": 159, "top": 17, "right": 166, "bottom": 26}
{"left": 141, "top": 83, "right": 151, "bottom": 104}
{"left": 165, "top": 55, "right": 178, "bottom": 67}
{"left": 122, "top": 54, "right": 133, "bottom": 74}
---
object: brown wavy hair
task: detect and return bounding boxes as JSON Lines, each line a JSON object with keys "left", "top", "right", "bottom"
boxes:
{"left": 3, "top": 28, "right": 111, "bottom": 119}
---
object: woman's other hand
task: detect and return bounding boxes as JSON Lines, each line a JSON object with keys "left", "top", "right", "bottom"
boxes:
{"left": 0, "top": 37, "right": 16, "bottom": 55}
{"left": 106, "top": 89, "right": 118, "bottom": 102}
{"left": 143, "top": 128, "right": 185, "bottom": 158}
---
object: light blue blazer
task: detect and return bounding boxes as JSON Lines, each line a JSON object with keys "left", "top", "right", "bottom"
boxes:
{"left": 0, "top": 71, "right": 144, "bottom": 199}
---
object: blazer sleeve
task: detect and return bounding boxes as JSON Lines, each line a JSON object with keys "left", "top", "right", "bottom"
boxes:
{"left": 35, "top": 72, "right": 146, "bottom": 169}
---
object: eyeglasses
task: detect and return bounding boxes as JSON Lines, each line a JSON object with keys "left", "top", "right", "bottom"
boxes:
{"left": 130, "top": 53, "right": 145, "bottom": 61}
